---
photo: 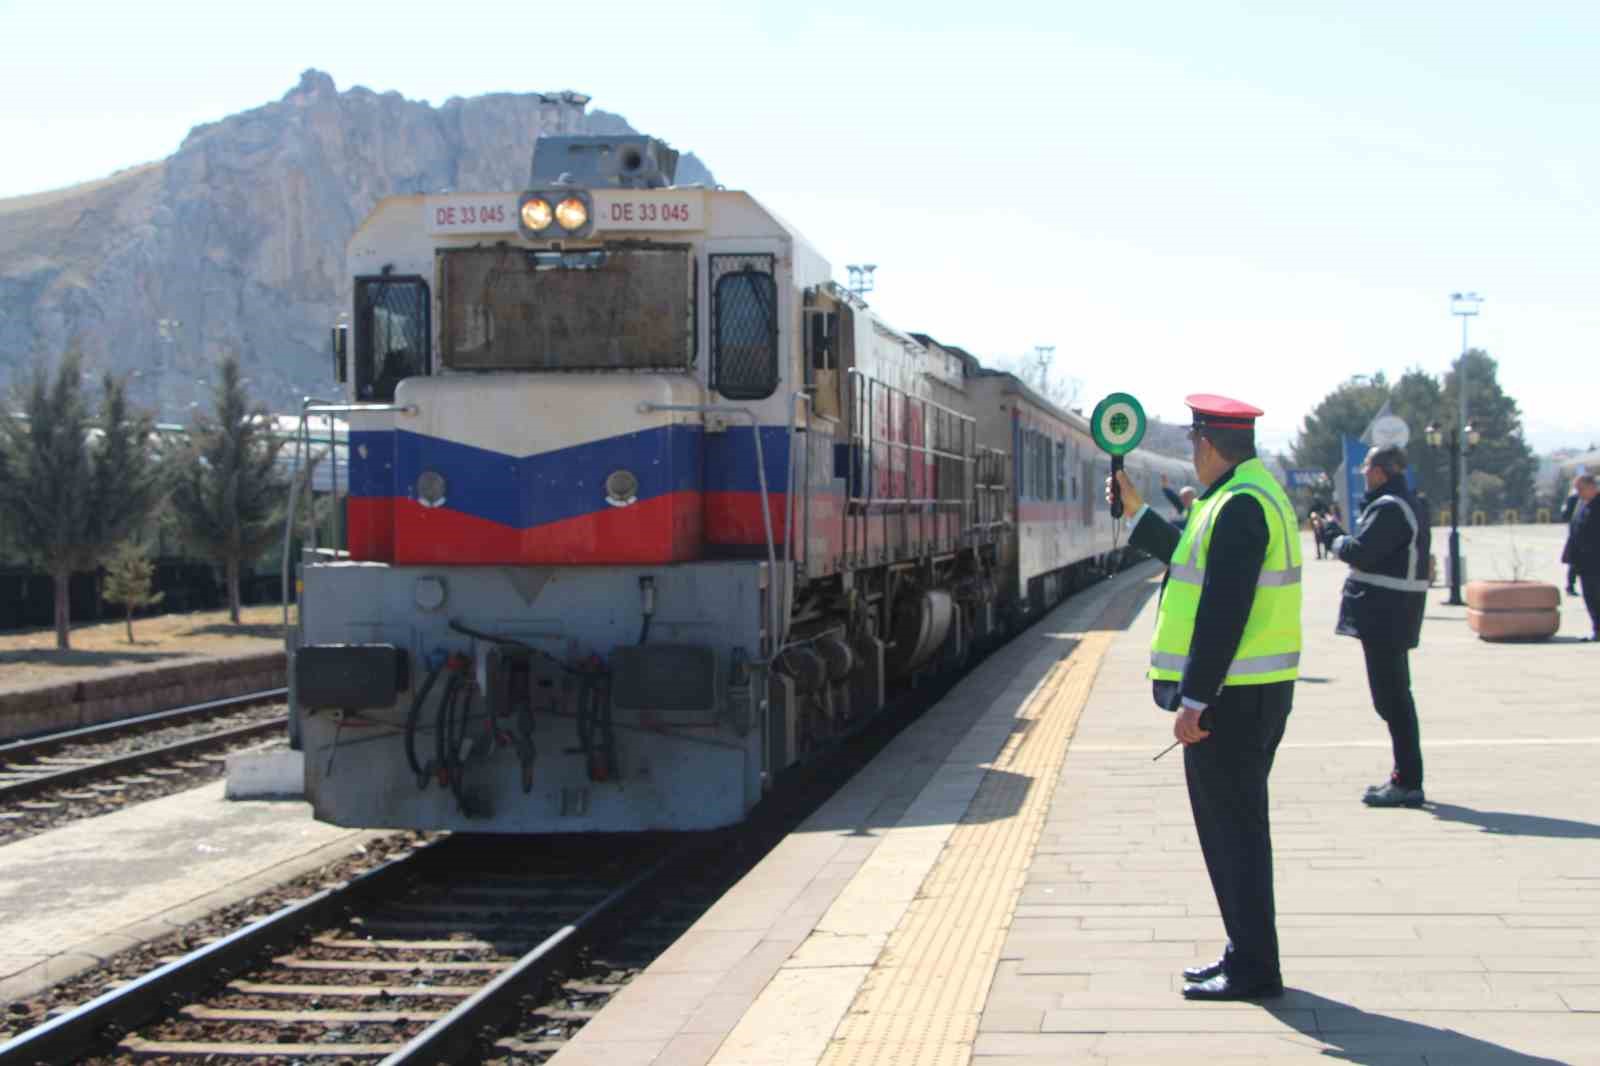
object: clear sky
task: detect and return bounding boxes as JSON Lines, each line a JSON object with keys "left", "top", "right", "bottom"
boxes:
{"left": 2, "top": 0, "right": 1595, "bottom": 454}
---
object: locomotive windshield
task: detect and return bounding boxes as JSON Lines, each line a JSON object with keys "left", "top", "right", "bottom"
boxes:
{"left": 439, "top": 246, "right": 693, "bottom": 371}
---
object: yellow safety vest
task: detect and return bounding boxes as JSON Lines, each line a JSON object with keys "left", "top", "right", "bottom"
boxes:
{"left": 1149, "top": 458, "right": 1302, "bottom": 687}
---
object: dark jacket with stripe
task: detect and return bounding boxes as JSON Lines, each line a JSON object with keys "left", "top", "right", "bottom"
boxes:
{"left": 1330, "top": 476, "right": 1431, "bottom": 649}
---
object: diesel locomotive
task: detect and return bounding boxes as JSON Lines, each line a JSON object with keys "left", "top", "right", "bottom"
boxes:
{"left": 289, "top": 133, "right": 1189, "bottom": 833}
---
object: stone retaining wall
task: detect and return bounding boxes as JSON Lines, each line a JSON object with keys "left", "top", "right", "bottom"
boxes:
{"left": 0, "top": 651, "right": 287, "bottom": 741}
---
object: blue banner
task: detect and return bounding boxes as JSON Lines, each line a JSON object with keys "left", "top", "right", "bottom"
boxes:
{"left": 1340, "top": 435, "right": 1367, "bottom": 521}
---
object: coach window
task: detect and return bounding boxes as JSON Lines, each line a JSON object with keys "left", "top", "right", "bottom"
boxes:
{"left": 354, "top": 276, "right": 429, "bottom": 402}
{"left": 711, "top": 254, "right": 778, "bottom": 400}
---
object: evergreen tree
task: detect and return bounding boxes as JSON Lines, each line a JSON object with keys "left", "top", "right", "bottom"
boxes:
{"left": 103, "top": 540, "right": 165, "bottom": 643}
{"left": 1288, "top": 373, "right": 1390, "bottom": 475}
{"left": 0, "top": 353, "right": 164, "bottom": 649}
{"left": 169, "top": 354, "right": 289, "bottom": 623}
{"left": 1440, "top": 351, "right": 1537, "bottom": 514}
{"left": 1290, "top": 354, "right": 1535, "bottom": 515}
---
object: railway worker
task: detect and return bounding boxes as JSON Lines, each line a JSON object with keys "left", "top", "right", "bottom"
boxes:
{"left": 1314, "top": 445, "right": 1432, "bottom": 807}
{"left": 1108, "top": 394, "right": 1300, "bottom": 1002}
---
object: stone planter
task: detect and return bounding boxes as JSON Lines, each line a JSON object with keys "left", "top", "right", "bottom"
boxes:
{"left": 1464, "top": 580, "right": 1561, "bottom": 641}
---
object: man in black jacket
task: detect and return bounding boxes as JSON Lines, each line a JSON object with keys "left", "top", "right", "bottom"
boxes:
{"left": 1316, "top": 445, "right": 1431, "bottom": 807}
{"left": 1565, "top": 474, "right": 1600, "bottom": 641}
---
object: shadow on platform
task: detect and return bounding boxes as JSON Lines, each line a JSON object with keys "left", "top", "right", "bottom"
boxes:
{"left": 0, "top": 648, "right": 188, "bottom": 668}
{"left": 1277, "top": 989, "right": 1569, "bottom": 1064}
{"left": 1426, "top": 802, "right": 1600, "bottom": 839}
{"left": 179, "top": 622, "right": 285, "bottom": 640}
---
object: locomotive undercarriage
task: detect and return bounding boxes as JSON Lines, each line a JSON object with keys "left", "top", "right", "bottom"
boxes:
{"left": 293, "top": 537, "right": 1023, "bottom": 833}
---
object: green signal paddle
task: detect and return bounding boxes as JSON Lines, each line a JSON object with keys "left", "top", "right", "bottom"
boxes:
{"left": 1090, "top": 392, "right": 1147, "bottom": 518}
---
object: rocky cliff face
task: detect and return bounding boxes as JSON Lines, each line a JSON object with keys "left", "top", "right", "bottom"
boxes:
{"left": 0, "top": 70, "right": 713, "bottom": 418}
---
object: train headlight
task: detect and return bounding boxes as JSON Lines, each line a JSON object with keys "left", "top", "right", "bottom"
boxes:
{"left": 417, "top": 470, "right": 447, "bottom": 508}
{"left": 605, "top": 469, "right": 639, "bottom": 507}
{"left": 519, "top": 196, "right": 554, "bottom": 234}
{"left": 555, "top": 196, "right": 589, "bottom": 232}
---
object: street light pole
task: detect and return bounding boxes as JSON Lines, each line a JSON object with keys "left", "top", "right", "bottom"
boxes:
{"left": 1427, "top": 421, "right": 1479, "bottom": 606}
{"left": 1449, "top": 291, "right": 1482, "bottom": 543}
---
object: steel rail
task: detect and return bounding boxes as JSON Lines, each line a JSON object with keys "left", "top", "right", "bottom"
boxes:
{"left": 0, "top": 840, "right": 442, "bottom": 1066}
{"left": 0, "top": 688, "right": 288, "bottom": 761}
{"left": 382, "top": 852, "right": 680, "bottom": 1066}
{"left": 0, "top": 716, "right": 288, "bottom": 803}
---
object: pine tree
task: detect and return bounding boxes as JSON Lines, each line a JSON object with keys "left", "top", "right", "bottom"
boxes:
{"left": 0, "top": 353, "right": 164, "bottom": 649}
{"left": 1441, "top": 351, "right": 1538, "bottom": 514}
{"left": 103, "top": 541, "right": 165, "bottom": 643}
{"left": 168, "top": 354, "right": 289, "bottom": 623}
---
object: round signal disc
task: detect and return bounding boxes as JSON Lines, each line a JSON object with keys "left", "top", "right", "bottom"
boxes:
{"left": 1090, "top": 393, "right": 1147, "bottom": 456}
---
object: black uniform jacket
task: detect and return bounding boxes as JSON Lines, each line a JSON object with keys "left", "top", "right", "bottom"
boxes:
{"left": 1129, "top": 462, "right": 1272, "bottom": 711}
{"left": 1567, "top": 496, "right": 1600, "bottom": 573}
{"left": 1330, "top": 476, "right": 1430, "bottom": 649}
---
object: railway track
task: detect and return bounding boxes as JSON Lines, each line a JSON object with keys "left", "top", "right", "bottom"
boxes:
{"left": 0, "top": 834, "right": 680, "bottom": 1065}
{"left": 0, "top": 690, "right": 289, "bottom": 843}
{"left": 0, "top": 651, "right": 944, "bottom": 1064}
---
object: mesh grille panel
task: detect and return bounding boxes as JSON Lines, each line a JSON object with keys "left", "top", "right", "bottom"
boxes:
{"left": 711, "top": 254, "right": 777, "bottom": 399}
{"left": 440, "top": 247, "right": 691, "bottom": 370}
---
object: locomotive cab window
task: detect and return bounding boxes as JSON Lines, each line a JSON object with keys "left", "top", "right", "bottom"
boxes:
{"left": 354, "top": 276, "right": 430, "bottom": 402}
{"left": 711, "top": 254, "right": 778, "bottom": 400}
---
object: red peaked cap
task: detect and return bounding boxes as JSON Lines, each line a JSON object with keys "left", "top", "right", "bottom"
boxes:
{"left": 1185, "top": 393, "right": 1264, "bottom": 431}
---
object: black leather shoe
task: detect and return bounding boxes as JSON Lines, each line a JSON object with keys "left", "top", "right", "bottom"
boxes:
{"left": 1182, "top": 957, "right": 1226, "bottom": 983}
{"left": 1182, "top": 974, "right": 1284, "bottom": 1001}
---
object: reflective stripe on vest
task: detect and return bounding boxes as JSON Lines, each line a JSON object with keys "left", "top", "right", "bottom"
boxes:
{"left": 1148, "top": 459, "right": 1303, "bottom": 687}
{"left": 1151, "top": 650, "right": 1302, "bottom": 676}
{"left": 1164, "top": 481, "right": 1302, "bottom": 591}
{"left": 1346, "top": 494, "right": 1429, "bottom": 592}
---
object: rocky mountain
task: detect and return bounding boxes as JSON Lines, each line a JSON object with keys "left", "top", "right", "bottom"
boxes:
{"left": 0, "top": 70, "right": 713, "bottom": 419}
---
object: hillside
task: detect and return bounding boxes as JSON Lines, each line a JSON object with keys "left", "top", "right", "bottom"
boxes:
{"left": 0, "top": 70, "right": 713, "bottom": 418}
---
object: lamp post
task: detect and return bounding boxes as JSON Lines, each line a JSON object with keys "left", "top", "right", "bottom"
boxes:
{"left": 1449, "top": 292, "right": 1482, "bottom": 537}
{"left": 845, "top": 263, "right": 877, "bottom": 297}
{"left": 1426, "top": 421, "right": 1480, "bottom": 606}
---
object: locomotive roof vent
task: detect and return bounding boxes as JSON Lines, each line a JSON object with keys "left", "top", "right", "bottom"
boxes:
{"left": 530, "top": 135, "right": 679, "bottom": 189}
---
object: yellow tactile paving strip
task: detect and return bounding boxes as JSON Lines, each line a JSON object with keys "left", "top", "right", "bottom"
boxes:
{"left": 817, "top": 585, "right": 1147, "bottom": 1066}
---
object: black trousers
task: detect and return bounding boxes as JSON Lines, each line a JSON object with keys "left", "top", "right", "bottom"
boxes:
{"left": 1362, "top": 641, "right": 1423, "bottom": 790}
{"left": 1581, "top": 569, "right": 1600, "bottom": 636}
{"left": 1183, "top": 682, "right": 1293, "bottom": 985}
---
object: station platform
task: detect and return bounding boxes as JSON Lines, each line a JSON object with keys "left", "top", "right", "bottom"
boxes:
{"left": 0, "top": 780, "right": 386, "bottom": 1004}
{"left": 553, "top": 524, "right": 1600, "bottom": 1066}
